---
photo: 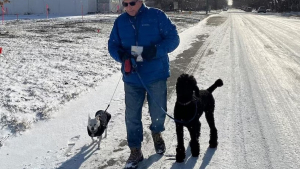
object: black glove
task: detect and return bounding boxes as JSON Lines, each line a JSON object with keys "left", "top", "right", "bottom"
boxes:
{"left": 117, "top": 49, "right": 131, "bottom": 62}
{"left": 118, "top": 49, "right": 134, "bottom": 74}
{"left": 141, "top": 45, "right": 157, "bottom": 61}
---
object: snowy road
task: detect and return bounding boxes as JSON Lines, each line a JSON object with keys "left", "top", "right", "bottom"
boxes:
{"left": 1, "top": 10, "right": 300, "bottom": 169}
{"left": 187, "top": 11, "right": 300, "bottom": 169}
{"left": 148, "top": 11, "right": 300, "bottom": 169}
{"left": 220, "top": 11, "right": 300, "bottom": 169}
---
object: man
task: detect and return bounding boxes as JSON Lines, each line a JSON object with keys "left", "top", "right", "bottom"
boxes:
{"left": 108, "top": 0, "right": 179, "bottom": 168}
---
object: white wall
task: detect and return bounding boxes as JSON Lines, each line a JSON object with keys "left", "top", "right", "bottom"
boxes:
{"left": 29, "top": 0, "right": 45, "bottom": 14}
{"left": 88, "top": 0, "right": 97, "bottom": 13}
{"left": 1, "top": 0, "right": 95, "bottom": 15}
{"left": 3, "top": 0, "right": 29, "bottom": 15}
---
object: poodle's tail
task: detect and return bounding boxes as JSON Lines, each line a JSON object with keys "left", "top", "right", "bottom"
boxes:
{"left": 207, "top": 79, "right": 223, "bottom": 93}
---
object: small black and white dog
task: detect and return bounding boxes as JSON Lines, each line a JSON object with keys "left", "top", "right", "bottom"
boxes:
{"left": 174, "top": 73, "right": 223, "bottom": 162}
{"left": 87, "top": 110, "right": 111, "bottom": 149}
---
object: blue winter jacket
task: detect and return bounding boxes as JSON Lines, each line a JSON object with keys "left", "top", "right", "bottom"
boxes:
{"left": 108, "top": 4, "right": 180, "bottom": 85}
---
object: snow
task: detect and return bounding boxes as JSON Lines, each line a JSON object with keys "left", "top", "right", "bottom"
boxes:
{"left": 1, "top": 9, "right": 300, "bottom": 169}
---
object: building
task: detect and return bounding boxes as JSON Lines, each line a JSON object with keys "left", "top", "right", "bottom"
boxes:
{"left": 1, "top": 0, "right": 122, "bottom": 15}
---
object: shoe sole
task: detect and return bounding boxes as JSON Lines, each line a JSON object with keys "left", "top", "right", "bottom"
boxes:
{"left": 124, "top": 155, "right": 144, "bottom": 169}
{"left": 156, "top": 149, "right": 166, "bottom": 154}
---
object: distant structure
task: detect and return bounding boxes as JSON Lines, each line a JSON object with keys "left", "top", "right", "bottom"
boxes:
{"left": 145, "top": 0, "right": 207, "bottom": 11}
{"left": 0, "top": 0, "right": 122, "bottom": 15}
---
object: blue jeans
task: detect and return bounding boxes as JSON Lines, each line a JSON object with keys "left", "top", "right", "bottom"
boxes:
{"left": 124, "top": 80, "right": 167, "bottom": 148}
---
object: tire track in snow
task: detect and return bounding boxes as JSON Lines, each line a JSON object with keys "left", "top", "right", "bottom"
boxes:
{"left": 230, "top": 13, "right": 300, "bottom": 169}
{"left": 244, "top": 15, "right": 300, "bottom": 65}
{"left": 227, "top": 14, "right": 273, "bottom": 169}
{"left": 240, "top": 13, "right": 300, "bottom": 141}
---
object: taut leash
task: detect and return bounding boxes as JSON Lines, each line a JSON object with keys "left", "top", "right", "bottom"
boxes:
{"left": 104, "top": 74, "right": 123, "bottom": 113}
{"left": 131, "top": 58, "right": 198, "bottom": 124}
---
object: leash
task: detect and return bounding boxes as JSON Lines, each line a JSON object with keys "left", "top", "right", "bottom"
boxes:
{"left": 131, "top": 58, "right": 198, "bottom": 124}
{"left": 104, "top": 74, "right": 123, "bottom": 113}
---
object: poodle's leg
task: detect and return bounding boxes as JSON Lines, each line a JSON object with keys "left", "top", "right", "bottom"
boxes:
{"left": 104, "top": 126, "right": 108, "bottom": 138}
{"left": 98, "top": 135, "right": 102, "bottom": 150}
{"left": 205, "top": 105, "right": 218, "bottom": 148}
{"left": 175, "top": 123, "right": 185, "bottom": 163}
{"left": 187, "top": 121, "right": 201, "bottom": 157}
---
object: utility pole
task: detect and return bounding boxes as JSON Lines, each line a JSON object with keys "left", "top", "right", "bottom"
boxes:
{"left": 206, "top": 0, "right": 209, "bottom": 14}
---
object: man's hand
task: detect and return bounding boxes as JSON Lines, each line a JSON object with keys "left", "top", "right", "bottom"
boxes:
{"left": 117, "top": 49, "right": 132, "bottom": 62}
{"left": 141, "top": 45, "right": 157, "bottom": 61}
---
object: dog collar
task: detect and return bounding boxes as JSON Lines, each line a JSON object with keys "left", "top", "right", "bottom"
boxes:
{"left": 177, "top": 100, "right": 192, "bottom": 106}
{"left": 177, "top": 96, "right": 199, "bottom": 106}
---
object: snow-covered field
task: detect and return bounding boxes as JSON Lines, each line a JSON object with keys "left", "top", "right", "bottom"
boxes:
{"left": 1, "top": 9, "right": 300, "bottom": 169}
{"left": 0, "top": 15, "right": 118, "bottom": 136}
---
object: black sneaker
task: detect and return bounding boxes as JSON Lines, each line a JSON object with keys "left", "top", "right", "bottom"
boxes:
{"left": 124, "top": 148, "right": 144, "bottom": 169}
{"left": 152, "top": 132, "right": 166, "bottom": 154}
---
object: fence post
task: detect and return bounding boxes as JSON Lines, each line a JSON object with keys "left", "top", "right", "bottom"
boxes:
{"left": 82, "top": 4, "right": 83, "bottom": 21}
{"left": 46, "top": 4, "right": 49, "bottom": 19}
{"left": 2, "top": 6, "right": 4, "bottom": 24}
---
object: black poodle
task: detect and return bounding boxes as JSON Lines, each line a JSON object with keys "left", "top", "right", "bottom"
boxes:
{"left": 174, "top": 73, "right": 223, "bottom": 162}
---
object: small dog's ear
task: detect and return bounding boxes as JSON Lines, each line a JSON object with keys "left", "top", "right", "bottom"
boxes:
{"left": 88, "top": 115, "right": 91, "bottom": 121}
{"left": 194, "top": 85, "right": 200, "bottom": 97}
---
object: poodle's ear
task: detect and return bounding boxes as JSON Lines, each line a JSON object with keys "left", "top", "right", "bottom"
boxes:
{"left": 194, "top": 85, "right": 200, "bottom": 97}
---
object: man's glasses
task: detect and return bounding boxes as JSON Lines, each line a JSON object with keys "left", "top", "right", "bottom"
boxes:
{"left": 122, "top": 0, "right": 138, "bottom": 7}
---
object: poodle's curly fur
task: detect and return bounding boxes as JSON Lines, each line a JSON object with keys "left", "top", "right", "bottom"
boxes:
{"left": 174, "top": 73, "right": 223, "bottom": 163}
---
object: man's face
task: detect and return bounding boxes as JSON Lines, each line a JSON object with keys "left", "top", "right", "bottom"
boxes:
{"left": 122, "top": 0, "right": 143, "bottom": 16}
